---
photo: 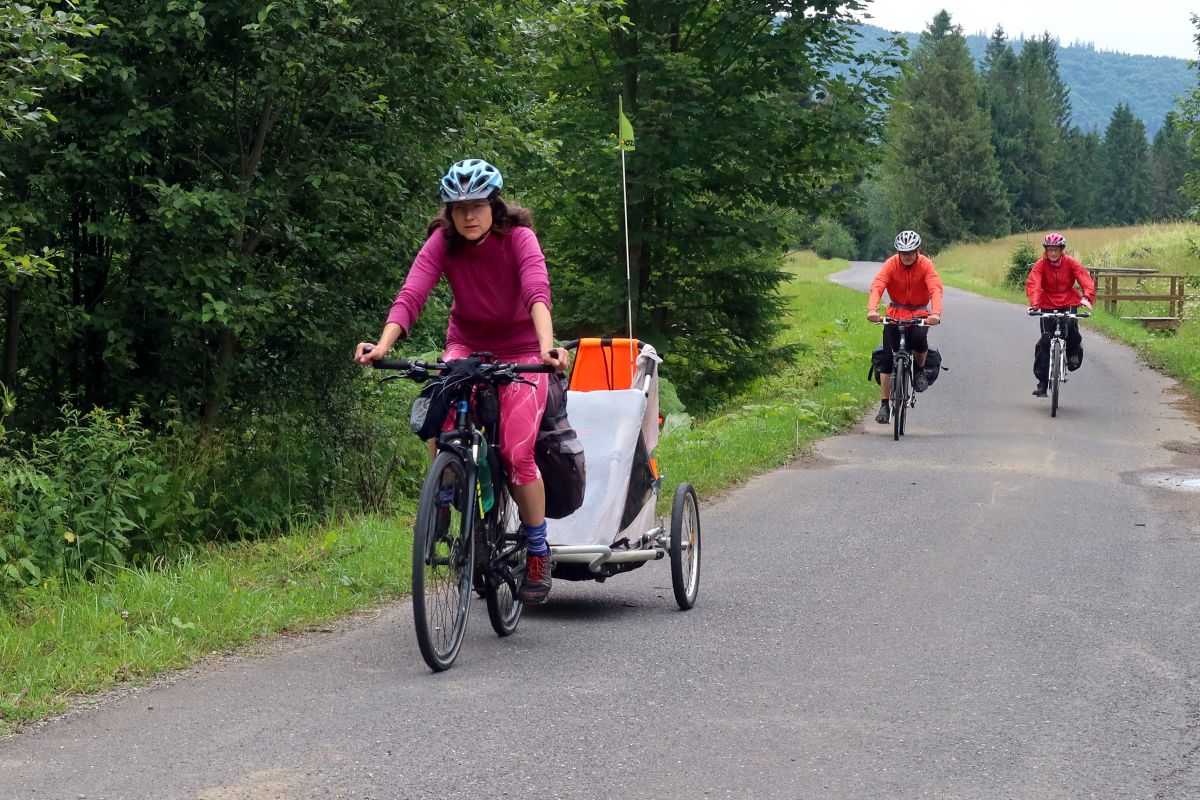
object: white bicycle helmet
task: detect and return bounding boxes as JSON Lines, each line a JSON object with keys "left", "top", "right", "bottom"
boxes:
{"left": 894, "top": 230, "right": 922, "bottom": 253}
{"left": 439, "top": 159, "right": 504, "bottom": 202}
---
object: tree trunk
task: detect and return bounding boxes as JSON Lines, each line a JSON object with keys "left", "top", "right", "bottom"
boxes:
{"left": 2, "top": 285, "right": 22, "bottom": 393}
{"left": 201, "top": 326, "right": 236, "bottom": 431}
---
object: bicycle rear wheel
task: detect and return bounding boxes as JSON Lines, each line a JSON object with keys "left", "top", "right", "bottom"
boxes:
{"left": 485, "top": 492, "right": 525, "bottom": 637}
{"left": 412, "top": 450, "right": 475, "bottom": 671}
{"left": 1050, "top": 339, "right": 1062, "bottom": 418}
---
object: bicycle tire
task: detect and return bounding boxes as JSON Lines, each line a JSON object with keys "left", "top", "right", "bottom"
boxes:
{"left": 892, "top": 357, "right": 902, "bottom": 441}
{"left": 485, "top": 493, "right": 525, "bottom": 636}
{"left": 670, "top": 482, "right": 701, "bottom": 610}
{"left": 412, "top": 450, "right": 475, "bottom": 671}
{"left": 892, "top": 356, "right": 908, "bottom": 441}
{"left": 1050, "top": 338, "right": 1062, "bottom": 418}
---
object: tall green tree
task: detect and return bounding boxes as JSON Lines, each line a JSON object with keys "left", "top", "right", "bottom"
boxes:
{"left": 1, "top": 3, "right": 103, "bottom": 394}
{"left": 1010, "top": 35, "right": 1069, "bottom": 228}
{"left": 1099, "top": 103, "right": 1153, "bottom": 224}
{"left": 0, "top": 0, "right": 554, "bottom": 432}
{"left": 981, "top": 28, "right": 1026, "bottom": 228}
{"left": 527, "top": 1, "right": 901, "bottom": 405}
{"left": 884, "top": 11, "right": 1009, "bottom": 253}
{"left": 1059, "top": 127, "right": 1103, "bottom": 227}
{"left": 1148, "top": 114, "right": 1194, "bottom": 220}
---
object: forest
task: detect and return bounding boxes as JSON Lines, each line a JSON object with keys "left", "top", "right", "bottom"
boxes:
{"left": 2, "top": 2, "right": 1199, "bottom": 595}
{"left": 856, "top": 22, "right": 1193, "bottom": 136}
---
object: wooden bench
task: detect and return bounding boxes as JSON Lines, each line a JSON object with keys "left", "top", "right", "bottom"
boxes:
{"left": 1087, "top": 268, "right": 1187, "bottom": 330}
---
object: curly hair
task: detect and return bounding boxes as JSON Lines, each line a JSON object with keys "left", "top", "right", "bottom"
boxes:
{"left": 427, "top": 197, "right": 535, "bottom": 254}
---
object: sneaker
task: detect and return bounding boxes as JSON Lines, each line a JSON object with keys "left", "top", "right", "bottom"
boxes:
{"left": 518, "top": 552, "right": 552, "bottom": 603}
{"left": 913, "top": 369, "right": 929, "bottom": 393}
{"left": 1032, "top": 381, "right": 1048, "bottom": 397}
{"left": 874, "top": 404, "right": 890, "bottom": 424}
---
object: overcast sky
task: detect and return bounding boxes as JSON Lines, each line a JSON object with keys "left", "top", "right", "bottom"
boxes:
{"left": 861, "top": 0, "right": 1200, "bottom": 59}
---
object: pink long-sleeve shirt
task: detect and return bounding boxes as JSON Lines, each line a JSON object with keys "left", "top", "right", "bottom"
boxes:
{"left": 386, "top": 225, "right": 552, "bottom": 357}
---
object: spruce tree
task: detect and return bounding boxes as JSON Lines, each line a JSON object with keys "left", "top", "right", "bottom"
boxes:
{"left": 1148, "top": 114, "right": 1194, "bottom": 220}
{"left": 1011, "top": 35, "right": 1068, "bottom": 228}
{"left": 981, "top": 28, "right": 1026, "bottom": 228}
{"left": 1100, "top": 103, "right": 1153, "bottom": 225}
{"left": 1059, "top": 128, "right": 1103, "bottom": 227}
{"left": 884, "top": 11, "right": 1009, "bottom": 252}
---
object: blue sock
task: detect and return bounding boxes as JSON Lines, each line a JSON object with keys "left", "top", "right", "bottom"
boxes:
{"left": 437, "top": 485, "right": 455, "bottom": 508}
{"left": 523, "top": 521, "right": 549, "bottom": 556}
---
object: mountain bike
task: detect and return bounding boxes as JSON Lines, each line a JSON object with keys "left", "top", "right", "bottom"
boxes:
{"left": 372, "top": 353, "right": 553, "bottom": 671}
{"left": 1029, "top": 308, "right": 1089, "bottom": 418}
{"left": 880, "top": 317, "right": 929, "bottom": 441}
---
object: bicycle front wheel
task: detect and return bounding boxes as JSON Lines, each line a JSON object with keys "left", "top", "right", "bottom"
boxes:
{"left": 1050, "top": 339, "right": 1062, "bottom": 418}
{"left": 893, "top": 359, "right": 909, "bottom": 440}
{"left": 412, "top": 450, "right": 475, "bottom": 671}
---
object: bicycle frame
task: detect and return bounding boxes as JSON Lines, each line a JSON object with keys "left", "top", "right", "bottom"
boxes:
{"left": 884, "top": 318, "right": 926, "bottom": 410}
{"left": 1029, "top": 308, "right": 1089, "bottom": 418}
{"left": 435, "top": 389, "right": 524, "bottom": 599}
{"left": 377, "top": 355, "right": 547, "bottom": 596}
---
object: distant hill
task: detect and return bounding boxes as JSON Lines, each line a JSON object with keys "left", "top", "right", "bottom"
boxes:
{"left": 854, "top": 23, "right": 1194, "bottom": 136}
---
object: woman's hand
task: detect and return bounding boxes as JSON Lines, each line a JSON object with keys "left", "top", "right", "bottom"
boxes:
{"left": 543, "top": 346, "right": 571, "bottom": 372}
{"left": 354, "top": 342, "right": 385, "bottom": 365}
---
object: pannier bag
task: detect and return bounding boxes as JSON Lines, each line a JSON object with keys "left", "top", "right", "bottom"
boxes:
{"left": 923, "top": 348, "right": 944, "bottom": 386}
{"left": 535, "top": 371, "right": 586, "bottom": 519}
{"left": 866, "top": 346, "right": 946, "bottom": 386}
{"left": 410, "top": 380, "right": 451, "bottom": 439}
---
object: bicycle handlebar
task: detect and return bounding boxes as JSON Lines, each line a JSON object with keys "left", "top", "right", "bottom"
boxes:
{"left": 1028, "top": 308, "right": 1091, "bottom": 319}
{"left": 876, "top": 317, "right": 932, "bottom": 326}
{"left": 369, "top": 357, "right": 555, "bottom": 375}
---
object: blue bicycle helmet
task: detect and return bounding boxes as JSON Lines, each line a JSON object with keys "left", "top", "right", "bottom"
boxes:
{"left": 438, "top": 159, "right": 504, "bottom": 202}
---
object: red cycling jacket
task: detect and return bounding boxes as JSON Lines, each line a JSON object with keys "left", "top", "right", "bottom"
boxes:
{"left": 867, "top": 254, "right": 944, "bottom": 320}
{"left": 1025, "top": 254, "right": 1096, "bottom": 309}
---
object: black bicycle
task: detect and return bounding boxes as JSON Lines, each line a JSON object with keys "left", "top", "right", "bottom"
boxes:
{"left": 880, "top": 317, "right": 930, "bottom": 441}
{"left": 372, "top": 353, "right": 552, "bottom": 671}
{"left": 1029, "top": 308, "right": 1090, "bottom": 418}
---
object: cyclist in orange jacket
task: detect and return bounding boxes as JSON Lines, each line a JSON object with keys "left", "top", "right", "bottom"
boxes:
{"left": 1026, "top": 232, "right": 1095, "bottom": 397}
{"left": 867, "top": 230, "right": 943, "bottom": 425}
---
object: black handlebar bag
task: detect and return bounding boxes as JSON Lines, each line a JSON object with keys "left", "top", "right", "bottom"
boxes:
{"left": 535, "top": 372, "right": 586, "bottom": 519}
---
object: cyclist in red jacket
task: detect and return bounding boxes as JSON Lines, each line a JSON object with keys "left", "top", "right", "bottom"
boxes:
{"left": 867, "top": 230, "right": 943, "bottom": 424}
{"left": 1025, "top": 232, "right": 1095, "bottom": 397}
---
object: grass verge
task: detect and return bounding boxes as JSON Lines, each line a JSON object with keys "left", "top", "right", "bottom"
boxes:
{"left": 0, "top": 251, "right": 878, "bottom": 734}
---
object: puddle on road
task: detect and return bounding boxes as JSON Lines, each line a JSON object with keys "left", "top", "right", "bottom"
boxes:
{"left": 1136, "top": 471, "right": 1200, "bottom": 493}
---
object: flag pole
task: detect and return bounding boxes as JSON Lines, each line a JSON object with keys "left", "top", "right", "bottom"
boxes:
{"left": 618, "top": 95, "right": 635, "bottom": 343}
{"left": 620, "top": 146, "right": 633, "bottom": 341}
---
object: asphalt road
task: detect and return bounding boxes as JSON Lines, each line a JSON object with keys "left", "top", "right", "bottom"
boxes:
{"left": 5, "top": 262, "right": 1200, "bottom": 799}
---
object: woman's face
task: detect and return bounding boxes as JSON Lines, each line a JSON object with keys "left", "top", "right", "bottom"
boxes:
{"left": 1045, "top": 245, "right": 1064, "bottom": 263}
{"left": 450, "top": 200, "right": 493, "bottom": 241}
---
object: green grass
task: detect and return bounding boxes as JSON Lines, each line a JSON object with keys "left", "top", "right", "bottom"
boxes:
{"left": 1, "top": 515, "right": 414, "bottom": 734}
{"left": 0, "top": 251, "right": 880, "bottom": 734}
{"left": 935, "top": 223, "right": 1200, "bottom": 396}
{"left": 655, "top": 252, "right": 878, "bottom": 506}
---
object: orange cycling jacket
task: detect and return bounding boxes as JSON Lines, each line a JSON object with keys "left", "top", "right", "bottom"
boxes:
{"left": 867, "top": 254, "right": 944, "bottom": 320}
{"left": 1025, "top": 254, "right": 1096, "bottom": 309}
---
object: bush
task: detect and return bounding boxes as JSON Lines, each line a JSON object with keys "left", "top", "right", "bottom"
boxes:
{"left": 1003, "top": 241, "right": 1039, "bottom": 290}
{"left": 811, "top": 219, "right": 857, "bottom": 261}
{"left": 0, "top": 406, "right": 207, "bottom": 588}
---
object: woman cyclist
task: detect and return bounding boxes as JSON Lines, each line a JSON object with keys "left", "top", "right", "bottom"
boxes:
{"left": 355, "top": 159, "right": 569, "bottom": 603}
{"left": 1025, "top": 232, "right": 1095, "bottom": 397}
